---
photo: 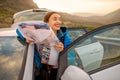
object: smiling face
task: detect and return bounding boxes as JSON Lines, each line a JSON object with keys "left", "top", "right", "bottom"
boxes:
{"left": 48, "top": 13, "right": 61, "bottom": 31}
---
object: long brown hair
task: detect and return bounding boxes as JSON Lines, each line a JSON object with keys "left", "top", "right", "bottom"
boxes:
{"left": 44, "top": 11, "right": 60, "bottom": 23}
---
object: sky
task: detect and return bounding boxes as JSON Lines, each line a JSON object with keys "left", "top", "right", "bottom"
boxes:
{"left": 33, "top": 0, "right": 120, "bottom": 15}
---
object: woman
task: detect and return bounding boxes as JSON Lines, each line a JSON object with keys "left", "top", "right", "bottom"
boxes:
{"left": 16, "top": 11, "right": 72, "bottom": 80}
{"left": 44, "top": 11, "right": 72, "bottom": 51}
{"left": 43, "top": 11, "right": 72, "bottom": 80}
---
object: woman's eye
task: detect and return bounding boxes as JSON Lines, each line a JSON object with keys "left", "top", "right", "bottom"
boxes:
{"left": 53, "top": 17, "right": 57, "bottom": 21}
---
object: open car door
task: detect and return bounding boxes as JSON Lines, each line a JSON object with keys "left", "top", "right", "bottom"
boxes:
{"left": 58, "top": 22, "right": 120, "bottom": 80}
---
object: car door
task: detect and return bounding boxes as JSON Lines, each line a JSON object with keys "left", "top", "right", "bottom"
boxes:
{"left": 57, "top": 22, "right": 120, "bottom": 80}
{"left": 0, "top": 29, "right": 35, "bottom": 80}
{"left": 21, "top": 43, "right": 34, "bottom": 80}
{"left": 0, "top": 35, "right": 26, "bottom": 80}
{"left": 16, "top": 37, "right": 34, "bottom": 80}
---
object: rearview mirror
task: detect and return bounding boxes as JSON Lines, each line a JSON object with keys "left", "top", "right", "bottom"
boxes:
{"left": 61, "top": 65, "right": 92, "bottom": 80}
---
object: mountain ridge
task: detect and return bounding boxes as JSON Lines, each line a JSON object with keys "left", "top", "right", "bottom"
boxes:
{"left": 0, "top": 0, "right": 38, "bottom": 28}
{"left": 70, "top": 8, "right": 120, "bottom": 27}
{"left": 0, "top": 0, "right": 120, "bottom": 28}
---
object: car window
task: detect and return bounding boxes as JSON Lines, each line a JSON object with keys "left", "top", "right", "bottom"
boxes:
{"left": 67, "top": 24, "right": 120, "bottom": 72}
{"left": 68, "top": 28, "right": 87, "bottom": 41}
{"left": 14, "top": 10, "right": 47, "bottom": 23}
{"left": 0, "top": 36, "right": 26, "bottom": 80}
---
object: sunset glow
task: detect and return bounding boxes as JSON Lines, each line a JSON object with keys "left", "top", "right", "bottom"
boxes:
{"left": 33, "top": 0, "right": 120, "bottom": 15}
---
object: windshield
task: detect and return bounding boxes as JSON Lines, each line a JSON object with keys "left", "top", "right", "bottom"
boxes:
{"left": 13, "top": 9, "right": 48, "bottom": 23}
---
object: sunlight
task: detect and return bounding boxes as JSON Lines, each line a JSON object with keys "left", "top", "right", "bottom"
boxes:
{"left": 33, "top": 0, "right": 120, "bottom": 14}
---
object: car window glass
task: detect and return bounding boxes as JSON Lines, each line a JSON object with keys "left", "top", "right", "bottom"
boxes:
{"left": 0, "top": 36, "right": 25, "bottom": 80}
{"left": 67, "top": 25, "right": 120, "bottom": 72}
{"left": 68, "top": 28, "right": 87, "bottom": 41}
{"left": 14, "top": 11, "right": 47, "bottom": 23}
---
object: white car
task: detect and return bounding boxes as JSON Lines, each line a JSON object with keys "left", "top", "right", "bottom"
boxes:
{"left": 0, "top": 9, "right": 120, "bottom": 80}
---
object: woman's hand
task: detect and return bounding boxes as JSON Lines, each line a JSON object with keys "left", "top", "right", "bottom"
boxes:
{"left": 26, "top": 38, "right": 34, "bottom": 44}
{"left": 25, "top": 26, "right": 35, "bottom": 44}
{"left": 54, "top": 42, "right": 64, "bottom": 52}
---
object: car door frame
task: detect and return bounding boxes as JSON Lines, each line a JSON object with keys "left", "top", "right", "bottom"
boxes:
{"left": 18, "top": 43, "right": 34, "bottom": 80}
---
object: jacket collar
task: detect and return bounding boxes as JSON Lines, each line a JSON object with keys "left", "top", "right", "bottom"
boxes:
{"left": 57, "top": 29, "right": 64, "bottom": 40}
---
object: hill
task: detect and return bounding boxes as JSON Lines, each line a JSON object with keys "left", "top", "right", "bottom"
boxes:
{"left": 60, "top": 12, "right": 104, "bottom": 29}
{"left": 0, "top": 0, "right": 120, "bottom": 29}
{"left": 101, "top": 9, "right": 120, "bottom": 24}
{"left": 59, "top": 9, "right": 120, "bottom": 29}
{"left": 79, "top": 9, "right": 120, "bottom": 27}
{"left": 0, "top": 0, "right": 38, "bottom": 28}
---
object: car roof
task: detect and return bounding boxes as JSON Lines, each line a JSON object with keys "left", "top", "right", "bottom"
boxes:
{"left": 0, "top": 28, "right": 17, "bottom": 36}
{"left": 13, "top": 9, "right": 48, "bottom": 19}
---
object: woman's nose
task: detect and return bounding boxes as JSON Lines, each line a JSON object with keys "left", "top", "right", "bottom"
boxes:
{"left": 57, "top": 20, "right": 61, "bottom": 24}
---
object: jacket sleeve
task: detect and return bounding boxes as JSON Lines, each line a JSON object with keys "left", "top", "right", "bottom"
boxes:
{"left": 64, "top": 29, "right": 72, "bottom": 48}
{"left": 16, "top": 28, "right": 25, "bottom": 41}
{"left": 64, "top": 29, "right": 76, "bottom": 65}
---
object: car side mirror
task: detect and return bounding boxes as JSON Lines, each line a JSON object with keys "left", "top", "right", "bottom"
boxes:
{"left": 61, "top": 65, "right": 92, "bottom": 80}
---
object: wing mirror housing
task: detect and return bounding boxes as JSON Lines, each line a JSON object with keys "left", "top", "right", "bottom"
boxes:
{"left": 61, "top": 65, "right": 92, "bottom": 80}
